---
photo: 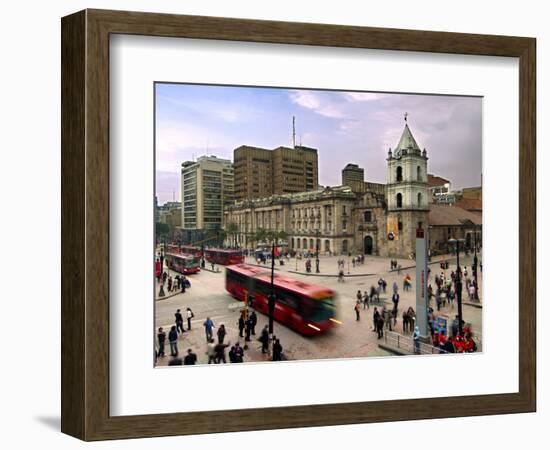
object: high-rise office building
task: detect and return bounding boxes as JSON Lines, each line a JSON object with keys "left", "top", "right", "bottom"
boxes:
{"left": 342, "top": 163, "right": 365, "bottom": 185}
{"left": 180, "top": 156, "right": 234, "bottom": 232}
{"left": 233, "top": 145, "right": 319, "bottom": 201}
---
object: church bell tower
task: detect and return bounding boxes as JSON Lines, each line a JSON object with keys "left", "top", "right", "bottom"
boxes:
{"left": 385, "top": 115, "right": 429, "bottom": 258}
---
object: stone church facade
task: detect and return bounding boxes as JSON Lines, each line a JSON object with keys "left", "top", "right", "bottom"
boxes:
{"left": 224, "top": 121, "right": 478, "bottom": 258}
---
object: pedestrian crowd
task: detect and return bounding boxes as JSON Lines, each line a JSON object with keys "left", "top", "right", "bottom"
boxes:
{"left": 156, "top": 305, "right": 284, "bottom": 366}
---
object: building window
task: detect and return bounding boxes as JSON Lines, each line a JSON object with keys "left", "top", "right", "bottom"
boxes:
{"left": 303, "top": 238, "right": 307, "bottom": 248}
{"left": 398, "top": 221, "right": 403, "bottom": 231}
{"left": 343, "top": 219, "right": 347, "bottom": 230}
{"left": 364, "top": 211, "right": 372, "bottom": 222}
{"left": 291, "top": 237, "right": 295, "bottom": 248}
{"left": 296, "top": 239, "right": 300, "bottom": 249}
{"left": 396, "top": 193, "right": 403, "bottom": 208}
{"left": 310, "top": 239, "right": 314, "bottom": 249}
{"left": 343, "top": 205, "right": 347, "bottom": 215}
{"left": 417, "top": 192, "right": 422, "bottom": 207}
{"left": 325, "top": 240, "right": 331, "bottom": 252}
{"left": 396, "top": 166, "right": 403, "bottom": 182}
{"left": 342, "top": 240, "right": 348, "bottom": 253}
{"left": 417, "top": 166, "right": 422, "bottom": 181}
{"left": 418, "top": 222, "right": 423, "bottom": 230}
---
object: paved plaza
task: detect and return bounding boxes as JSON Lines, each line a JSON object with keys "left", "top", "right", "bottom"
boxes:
{"left": 155, "top": 252, "right": 482, "bottom": 366}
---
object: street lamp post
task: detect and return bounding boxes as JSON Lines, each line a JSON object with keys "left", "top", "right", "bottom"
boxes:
{"left": 268, "top": 240, "right": 277, "bottom": 345}
{"left": 472, "top": 226, "right": 479, "bottom": 301}
{"left": 448, "top": 237, "right": 465, "bottom": 336}
{"left": 315, "top": 229, "right": 320, "bottom": 273}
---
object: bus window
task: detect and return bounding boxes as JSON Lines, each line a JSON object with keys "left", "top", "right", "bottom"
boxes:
{"left": 300, "top": 296, "right": 335, "bottom": 323}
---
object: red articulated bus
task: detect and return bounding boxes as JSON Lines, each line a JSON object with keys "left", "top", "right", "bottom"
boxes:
{"left": 205, "top": 248, "right": 244, "bottom": 266}
{"left": 180, "top": 245, "right": 203, "bottom": 258}
{"left": 165, "top": 252, "right": 201, "bottom": 275}
{"left": 225, "top": 264, "right": 337, "bottom": 336}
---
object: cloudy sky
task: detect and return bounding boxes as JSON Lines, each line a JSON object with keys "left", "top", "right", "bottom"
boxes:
{"left": 155, "top": 83, "right": 482, "bottom": 205}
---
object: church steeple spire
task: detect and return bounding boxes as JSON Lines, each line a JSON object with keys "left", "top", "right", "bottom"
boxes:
{"left": 393, "top": 118, "right": 423, "bottom": 158}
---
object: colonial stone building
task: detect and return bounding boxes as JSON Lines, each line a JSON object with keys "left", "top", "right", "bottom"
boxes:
{"left": 224, "top": 121, "right": 481, "bottom": 258}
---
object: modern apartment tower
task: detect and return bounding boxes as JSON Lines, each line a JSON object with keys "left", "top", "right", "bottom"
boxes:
{"left": 180, "top": 155, "right": 234, "bottom": 233}
{"left": 233, "top": 144, "right": 319, "bottom": 201}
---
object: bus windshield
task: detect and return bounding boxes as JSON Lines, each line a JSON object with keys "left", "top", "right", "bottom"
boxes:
{"left": 184, "top": 258, "right": 198, "bottom": 267}
{"left": 300, "top": 296, "right": 336, "bottom": 323}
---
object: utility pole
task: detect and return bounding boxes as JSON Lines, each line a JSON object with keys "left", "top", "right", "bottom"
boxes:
{"left": 449, "top": 237, "right": 465, "bottom": 336}
{"left": 292, "top": 116, "right": 296, "bottom": 148}
{"left": 268, "top": 240, "right": 277, "bottom": 353}
{"left": 415, "top": 227, "right": 429, "bottom": 338}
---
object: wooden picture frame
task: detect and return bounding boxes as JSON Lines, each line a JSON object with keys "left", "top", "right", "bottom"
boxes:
{"left": 61, "top": 9, "right": 536, "bottom": 441}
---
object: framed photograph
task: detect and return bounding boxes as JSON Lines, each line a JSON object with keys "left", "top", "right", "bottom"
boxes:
{"left": 61, "top": 9, "right": 536, "bottom": 441}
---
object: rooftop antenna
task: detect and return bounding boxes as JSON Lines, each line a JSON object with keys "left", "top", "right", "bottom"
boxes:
{"left": 292, "top": 116, "right": 296, "bottom": 148}
{"left": 404, "top": 112, "right": 408, "bottom": 123}
{"left": 172, "top": 189, "right": 175, "bottom": 202}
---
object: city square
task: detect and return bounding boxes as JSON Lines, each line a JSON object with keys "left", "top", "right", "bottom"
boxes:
{"left": 155, "top": 250, "right": 483, "bottom": 366}
{"left": 155, "top": 84, "right": 483, "bottom": 366}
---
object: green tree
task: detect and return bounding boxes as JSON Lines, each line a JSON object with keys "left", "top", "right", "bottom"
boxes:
{"left": 226, "top": 222, "right": 239, "bottom": 247}
{"left": 155, "top": 222, "right": 169, "bottom": 242}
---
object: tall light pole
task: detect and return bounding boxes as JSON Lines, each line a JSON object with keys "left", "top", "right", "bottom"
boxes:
{"left": 448, "top": 237, "right": 465, "bottom": 336}
{"left": 268, "top": 238, "right": 277, "bottom": 341}
{"left": 315, "top": 229, "right": 320, "bottom": 273}
{"left": 472, "top": 225, "right": 480, "bottom": 301}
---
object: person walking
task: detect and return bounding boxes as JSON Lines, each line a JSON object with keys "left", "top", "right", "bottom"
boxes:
{"left": 186, "top": 307, "right": 194, "bottom": 330}
{"left": 203, "top": 317, "right": 215, "bottom": 342}
{"left": 376, "top": 312, "right": 385, "bottom": 339}
{"left": 237, "top": 314, "right": 245, "bottom": 338}
{"left": 245, "top": 317, "right": 252, "bottom": 342}
{"left": 206, "top": 339, "right": 216, "bottom": 364}
{"left": 168, "top": 325, "right": 178, "bottom": 357}
{"left": 157, "top": 327, "right": 166, "bottom": 358}
{"left": 391, "top": 291, "right": 399, "bottom": 318}
{"left": 260, "top": 325, "right": 269, "bottom": 354}
{"left": 215, "top": 341, "right": 230, "bottom": 363}
{"left": 413, "top": 326, "right": 421, "bottom": 354}
{"left": 384, "top": 307, "right": 392, "bottom": 331}
{"left": 363, "top": 290, "right": 369, "bottom": 310}
{"left": 249, "top": 311, "right": 257, "bottom": 336}
{"left": 408, "top": 307, "right": 416, "bottom": 332}
{"left": 217, "top": 324, "right": 227, "bottom": 344}
{"left": 402, "top": 309, "right": 410, "bottom": 333}
{"left": 372, "top": 307, "right": 380, "bottom": 332}
{"left": 272, "top": 338, "right": 283, "bottom": 361}
{"left": 175, "top": 309, "right": 185, "bottom": 334}
{"left": 183, "top": 348, "right": 197, "bottom": 365}
{"left": 354, "top": 301, "right": 361, "bottom": 321}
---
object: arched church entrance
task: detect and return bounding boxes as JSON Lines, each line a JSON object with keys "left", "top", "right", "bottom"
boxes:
{"left": 364, "top": 235, "right": 374, "bottom": 255}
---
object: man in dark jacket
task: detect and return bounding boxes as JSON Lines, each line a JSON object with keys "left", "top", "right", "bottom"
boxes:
{"left": 183, "top": 348, "right": 197, "bottom": 365}
{"left": 272, "top": 338, "right": 283, "bottom": 361}
{"left": 214, "top": 341, "right": 230, "bottom": 364}
{"left": 157, "top": 327, "right": 166, "bottom": 357}
{"left": 175, "top": 309, "right": 185, "bottom": 334}
{"left": 249, "top": 311, "right": 258, "bottom": 335}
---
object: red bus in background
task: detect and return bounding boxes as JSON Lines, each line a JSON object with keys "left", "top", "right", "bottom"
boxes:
{"left": 181, "top": 245, "right": 203, "bottom": 258}
{"left": 225, "top": 264, "right": 337, "bottom": 336}
{"left": 165, "top": 252, "right": 201, "bottom": 275}
{"left": 205, "top": 248, "right": 244, "bottom": 265}
{"left": 165, "top": 243, "right": 181, "bottom": 255}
